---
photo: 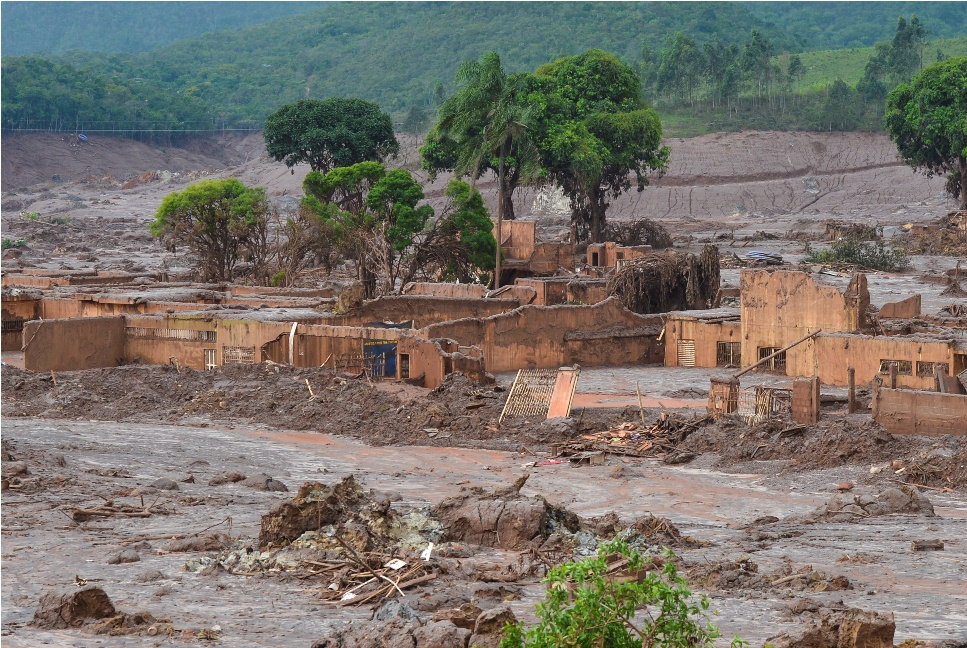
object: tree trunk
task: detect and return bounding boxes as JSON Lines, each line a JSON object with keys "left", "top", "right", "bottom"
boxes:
{"left": 494, "top": 144, "right": 506, "bottom": 290}
{"left": 589, "top": 187, "right": 607, "bottom": 243}
{"left": 961, "top": 156, "right": 967, "bottom": 211}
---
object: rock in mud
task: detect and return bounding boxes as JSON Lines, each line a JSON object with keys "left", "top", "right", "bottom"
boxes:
{"left": 769, "top": 607, "right": 895, "bottom": 648}
{"left": 209, "top": 470, "right": 246, "bottom": 486}
{"left": 242, "top": 473, "right": 288, "bottom": 492}
{"left": 107, "top": 549, "right": 141, "bottom": 564}
{"left": 470, "top": 606, "right": 518, "bottom": 648}
{"left": 163, "top": 533, "right": 228, "bottom": 553}
{"left": 150, "top": 477, "right": 179, "bottom": 491}
{"left": 809, "top": 486, "right": 934, "bottom": 522}
{"left": 258, "top": 476, "right": 388, "bottom": 550}
{"left": 31, "top": 586, "right": 117, "bottom": 629}
{"left": 2, "top": 461, "right": 29, "bottom": 477}
{"left": 312, "top": 615, "right": 469, "bottom": 648}
{"left": 432, "top": 475, "right": 579, "bottom": 550}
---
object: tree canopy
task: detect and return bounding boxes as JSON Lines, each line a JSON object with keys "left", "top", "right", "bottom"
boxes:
{"left": 885, "top": 56, "right": 967, "bottom": 209}
{"left": 528, "top": 49, "right": 670, "bottom": 242}
{"left": 150, "top": 178, "right": 269, "bottom": 282}
{"left": 302, "top": 162, "right": 434, "bottom": 295}
{"left": 263, "top": 98, "right": 399, "bottom": 173}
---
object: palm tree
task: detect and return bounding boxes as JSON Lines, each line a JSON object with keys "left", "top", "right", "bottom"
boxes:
{"left": 433, "top": 53, "right": 539, "bottom": 289}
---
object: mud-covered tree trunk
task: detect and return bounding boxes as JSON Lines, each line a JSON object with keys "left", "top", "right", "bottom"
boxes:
{"left": 589, "top": 186, "right": 608, "bottom": 244}
{"left": 960, "top": 156, "right": 967, "bottom": 211}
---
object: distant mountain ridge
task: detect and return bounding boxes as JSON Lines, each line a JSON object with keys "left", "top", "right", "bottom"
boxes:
{"left": 4, "top": 2, "right": 965, "bottom": 58}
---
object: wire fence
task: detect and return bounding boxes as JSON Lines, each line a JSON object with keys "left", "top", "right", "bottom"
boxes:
{"left": 1, "top": 119, "right": 264, "bottom": 138}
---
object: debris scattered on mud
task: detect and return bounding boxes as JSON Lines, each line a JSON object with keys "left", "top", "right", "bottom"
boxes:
{"left": 805, "top": 486, "right": 935, "bottom": 522}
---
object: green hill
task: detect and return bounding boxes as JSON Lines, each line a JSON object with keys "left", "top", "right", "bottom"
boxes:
{"left": 0, "top": 2, "right": 320, "bottom": 55}
{"left": 3, "top": 2, "right": 967, "bottom": 137}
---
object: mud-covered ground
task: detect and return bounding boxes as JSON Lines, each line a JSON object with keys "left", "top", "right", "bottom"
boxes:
{"left": 2, "top": 415, "right": 966, "bottom": 648}
{"left": 2, "top": 130, "right": 966, "bottom": 647}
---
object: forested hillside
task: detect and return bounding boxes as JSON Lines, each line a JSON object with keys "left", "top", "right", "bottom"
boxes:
{"left": 3, "top": 2, "right": 966, "bottom": 138}
{"left": 0, "top": 2, "right": 319, "bottom": 55}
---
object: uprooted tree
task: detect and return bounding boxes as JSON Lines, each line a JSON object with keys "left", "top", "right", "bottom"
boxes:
{"left": 608, "top": 244, "right": 720, "bottom": 314}
{"left": 302, "top": 162, "right": 496, "bottom": 297}
{"left": 150, "top": 177, "right": 270, "bottom": 282}
{"left": 885, "top": 57, "right": 967, "bottom": 210}
{"left": 263, "top": 97, "right": 400, "bottom": 173}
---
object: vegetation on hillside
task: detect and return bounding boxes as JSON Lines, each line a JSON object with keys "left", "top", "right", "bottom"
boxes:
{"left": 0, "top": 2, "right": 320, "bottom": 55}
{"left": 2, "top": 4, "right": 966, "bottom": 138}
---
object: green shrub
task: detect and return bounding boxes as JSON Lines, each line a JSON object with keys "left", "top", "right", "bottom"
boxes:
{"left": 803, "top": 235, "right": 908, "bottom": 271}
{"left": 499, "top": 539, "right": 745, "bottom": 648}
{"left": 1, "top": 237, "right": 27, "bottom": 250}
{"left": 270, "top": 270, "right": 287, "bottom": 287}
{"left": 22, "top": 212, "right": 39, "bottom": 220}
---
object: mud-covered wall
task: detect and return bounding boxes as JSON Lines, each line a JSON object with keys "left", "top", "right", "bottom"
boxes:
{"left": 664, "top": 317, "right": 742, "bottom": 368}
{"left": 292, "top": 325, "right": 400, "bottom": 370}
{"left": 124, "top": 315, "right": 291, "bottom": 370}
{"left": 23, "top": 316, "right": 125, "bottom": 371}
{"left": 741, "top": 270, "right": 869, "bottom": 370}
{"left": 805, "top": 333, "right": 955, "bottom": 389}
{"left": 873, "top": 387, "right": 967, "bottom": 435}
{"left": 333, "top": 296, "right": 520, "bottom": 329}
{"left": 421, "top": 298, "right": 662, "bottom": 373}
{"left": 401, "top": 283, "right": 488, "bottom": 299}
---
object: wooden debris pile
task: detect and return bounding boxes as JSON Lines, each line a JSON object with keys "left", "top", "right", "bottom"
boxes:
{"left": 72, "top": 498, "right": 170, "bottom": 522}
{"left": 311, "top": 546, "right": 437, "bottom": 607}
{"left": 551, "top": 416, "right": 710, "bottom": 461}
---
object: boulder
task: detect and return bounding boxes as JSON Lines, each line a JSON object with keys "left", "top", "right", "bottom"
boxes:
{"left": 31, "top": 586, "right": 116, "bottom": 629}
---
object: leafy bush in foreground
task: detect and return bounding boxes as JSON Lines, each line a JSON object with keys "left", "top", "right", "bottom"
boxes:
{"left": 500, "top": 539, "right": 745, "bottom": 648}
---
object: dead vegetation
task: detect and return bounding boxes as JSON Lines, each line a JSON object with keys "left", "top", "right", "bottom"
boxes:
{"left": 607, "top": 244, "right": 720, "bottom": 314}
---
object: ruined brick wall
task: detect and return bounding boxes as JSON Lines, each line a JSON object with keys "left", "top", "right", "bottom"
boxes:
{"left": 23, "top": 316, "right": 125, "bottom": 371}
{"left": 333, "top": 295, "right": 520, "bottom": 329}
{"left": 807, "top": 333, "right": 955, "bottom": 389}
{"left": 873, "top": 387, "right": 967, "bottom": 435}
{"left": 421, "top": 298, "right": 662, "bottom": 373}
{"left": 740, "top": 270, "right": 869, "bottom": 372}
{"left": 400, "top": 283, "right": 488, "bottom": 299}
{"left": 123, "top": 315, "right": 291, "bottom": 370}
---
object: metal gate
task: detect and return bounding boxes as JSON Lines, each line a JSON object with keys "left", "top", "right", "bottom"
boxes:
{"left": 677, "top": 339, "right": 696, "bottom": 367}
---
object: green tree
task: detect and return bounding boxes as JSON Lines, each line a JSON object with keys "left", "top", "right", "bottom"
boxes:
{"left": 425, "top": 52, "right": 539, "bottom": 288}
{"left": 885, "top": 57, "right": 967, "bottom": 209}
{"left": 529, "top": 49, "right": 669, "bottom": 243}
{"left": 150, "top": 178, "right": 269, "bottom": 282}
{"left": 499, "top": 539, "right": 740, "bottom": 648}
{"left": 302, "top": 161, "right": 434, "bottom": 295}
{"left": 819, "top": 79, "right": 861, "bottom": 131}
{"left": 263, "top": 98, "right": 399, "bottom": 173}
{"left": 657, "top": 32, "right": 705, "bottom": 106}
{"left": 401, "top": 104, "right": 430, "bottom": 135}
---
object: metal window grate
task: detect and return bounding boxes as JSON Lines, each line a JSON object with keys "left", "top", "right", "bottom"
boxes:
{"left": 735, "top": 387, "right": 791, "bottom": 425}
{"left": 1, "top": 318, "right": 26, "bottom": 333}
{"left": 879, "top": 359, "right": 912, "bottom": 376}
{"left": 223, "top": 346, "right": 256, "bottom": 364}
{"left": 716, "top": 341, "right": 741, "bottom": 367}
{"left": 677, "top": 339, "right": 696, "bottom": 367}
{"left": 399, "top": 354, "right": 410, "bottom": 379}
{"left": 127, "top": 327, "right": 216, "bottom": 342}
{"left": 916, "top": 361, "right": 949, "bottom": 377}
{"left": 204, "top": 348, "right": 217, "bottom": 371}
{"left": 757, "top": 347, "right": 786, "bottom": 371}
